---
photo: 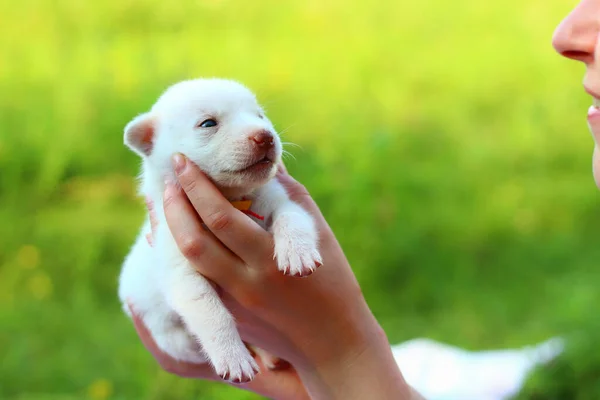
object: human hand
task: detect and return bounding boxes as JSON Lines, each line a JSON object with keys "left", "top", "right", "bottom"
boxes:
{"left": 160, "top": 154, "right": 413, "bottom": 399}
{"left": 137, "top": 198, "right": 308, "bottom": 399}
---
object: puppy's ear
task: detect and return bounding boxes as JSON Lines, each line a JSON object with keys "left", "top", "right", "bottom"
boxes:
{"left": 124, "top": 113, "right": 156, "bottom": 157}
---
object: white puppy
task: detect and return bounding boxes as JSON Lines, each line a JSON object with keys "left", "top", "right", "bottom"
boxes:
{"left": 118, "top": 78, "right": 322, "bottom": 382}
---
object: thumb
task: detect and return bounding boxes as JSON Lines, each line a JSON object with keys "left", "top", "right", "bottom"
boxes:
{"left": 275, "top": 164, "right": 338, "bottom": 242}
{"left": 275, "top": 163, "right": 322, "bottom": 218}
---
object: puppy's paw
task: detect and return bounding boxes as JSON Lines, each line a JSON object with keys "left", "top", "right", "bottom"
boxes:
{"left": 272, "top": 214, "right": 322, "bottom": 277}
{"left": 212, "top": 345, "right": 259, "bottom": 383}
{"left": 275, "top": 240, "right": 322, "bottom": 277}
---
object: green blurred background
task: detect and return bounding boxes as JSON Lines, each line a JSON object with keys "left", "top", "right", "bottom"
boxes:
{"left": 1, "top": 0, "right": 599, "bottom": 399}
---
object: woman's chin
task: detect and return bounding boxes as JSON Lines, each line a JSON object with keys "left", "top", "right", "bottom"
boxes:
{"left": 594, "top": 146, "right": 600, "bottom": 189}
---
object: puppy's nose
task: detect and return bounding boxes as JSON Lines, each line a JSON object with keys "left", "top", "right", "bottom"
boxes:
{"left": 249, "top": 130, "right": 275, "bottom": 148}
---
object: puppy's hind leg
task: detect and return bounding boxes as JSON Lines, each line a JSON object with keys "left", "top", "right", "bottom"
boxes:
{"left": 167, "top": 265, "right": 259, "bottom": 383}
{"left": 141, "top": 309, "right": 208, "bottom": 364}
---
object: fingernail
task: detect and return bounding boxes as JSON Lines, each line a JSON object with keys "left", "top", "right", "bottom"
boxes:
{"left": 277, "top": 162, "right": 287, "bottom": 174}
{"left": 172, "top": 153, "right": 186, "bottom": 175}
{"left": 269, "top": 358, "right": 292, "bottom": 371}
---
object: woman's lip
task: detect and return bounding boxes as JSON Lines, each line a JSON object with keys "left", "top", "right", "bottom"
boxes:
{"left": 588, "top": 105, "right": 600, "bottom": 121}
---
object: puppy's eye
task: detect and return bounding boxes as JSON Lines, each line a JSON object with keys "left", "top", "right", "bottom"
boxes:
{"left": 257, "top": 113, "right": 264, "bottom": 119}
{"left": 198, "top": 119, "right": 217, "bottom": 128}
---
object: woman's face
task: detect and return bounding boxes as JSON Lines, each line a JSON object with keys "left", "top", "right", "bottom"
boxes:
{"left": 553, "top": 0, "right": 600, "bottom": 188}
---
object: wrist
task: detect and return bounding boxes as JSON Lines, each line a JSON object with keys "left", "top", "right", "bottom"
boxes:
{"left": 294, "top": 308, "right": 413, "bottom": 400}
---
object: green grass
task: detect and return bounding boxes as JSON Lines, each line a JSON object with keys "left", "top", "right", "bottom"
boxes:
{"left": 1, "top": 0, "right": 599, "bottom": 399}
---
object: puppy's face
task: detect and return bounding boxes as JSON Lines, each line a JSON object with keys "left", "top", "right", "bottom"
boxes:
{"left": 124, "top": 79, "right": 282, "bottom": 191}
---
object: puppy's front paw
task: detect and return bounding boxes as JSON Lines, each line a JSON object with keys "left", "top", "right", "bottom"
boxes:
{"left": 272, "top": 214, "right": 322, "bottom": 277}
{"left": 212, "top": 344, "right": 259, "bottom": 383}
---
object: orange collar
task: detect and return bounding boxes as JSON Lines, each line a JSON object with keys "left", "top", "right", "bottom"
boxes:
{"left": 231, "top": 199, "right": 264, "bottom": 221}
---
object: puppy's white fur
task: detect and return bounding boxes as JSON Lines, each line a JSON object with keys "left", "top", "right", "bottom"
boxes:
{"left": 118, "top": 78, "right": 321, "bottom": 382}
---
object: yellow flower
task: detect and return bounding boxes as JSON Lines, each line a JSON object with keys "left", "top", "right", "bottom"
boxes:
{"left": 17, "top": 245, "right": 40, "bottom": 269}
{"left": 87, "top": 378, "right": 113, "bottom": 400}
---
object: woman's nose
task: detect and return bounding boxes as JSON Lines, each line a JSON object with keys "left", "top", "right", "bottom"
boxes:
{"left": 552, "top": 0, "right": 599, "bottom": 63}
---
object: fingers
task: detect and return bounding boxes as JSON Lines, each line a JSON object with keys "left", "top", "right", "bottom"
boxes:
{"left": 275, "top": 164, "right": 339, "bottom": 250}
{"left": 171, "top": 153, "right": 274, "bottom": 265}
{"left": 277, "top": 161, "right": 288, "bottom": 174}
{"left": 162, "top": 180, "right": 244, "bottom": 288}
